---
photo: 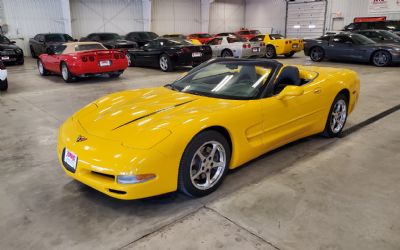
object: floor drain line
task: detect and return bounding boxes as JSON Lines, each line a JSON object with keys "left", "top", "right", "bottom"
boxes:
{"left": 340, "top": 104, "right": 400, "bottom": 138}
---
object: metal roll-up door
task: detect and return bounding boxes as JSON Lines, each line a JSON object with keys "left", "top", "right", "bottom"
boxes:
{"left": 286, "top": 0, "right": 327, "bottom": 38}
{"left": 209, "top": 0, "right": 245, "bottom": 34}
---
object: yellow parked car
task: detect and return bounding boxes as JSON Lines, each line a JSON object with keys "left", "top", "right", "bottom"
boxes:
{"left": 161, "top": 34, "right": 202, "bottom": 45}
{"left": 58, "top": 58, "right": 359, "bottom": 200}
{"left": 250, "top": 34, "right": 304, "bottom": 58}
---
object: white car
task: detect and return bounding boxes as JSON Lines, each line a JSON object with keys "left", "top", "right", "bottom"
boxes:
{"left": 207, "top": 35, "right": 266, "bottom": 58}
{"left": 0, "top": 60, "right": 7, "bottom": 91}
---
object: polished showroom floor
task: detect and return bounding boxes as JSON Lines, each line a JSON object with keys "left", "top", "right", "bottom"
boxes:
{"left": 1, "top": 55, "right": 400, "bottom": 250}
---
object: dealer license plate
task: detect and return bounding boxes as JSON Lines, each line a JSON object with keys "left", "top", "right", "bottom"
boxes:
{"left": 99, "top": 60, "right": 111, "bottom": 67}
{"left": 252, "top": 47, "right": 260, "bottom": 52}
{"left": 292, "top": 44, "right": 298, "bottom": 49}
{"left": 1, "top": 56, "right": 9, "bottom": 60}
{"left": 64, "top": 148, "right": 78, "bottom": 170}
{"left": 192, "top": 52, "right": 202, "bottom": 57}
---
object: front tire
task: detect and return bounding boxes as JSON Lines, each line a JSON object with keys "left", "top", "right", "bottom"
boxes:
{"left": 61, "top": 62, "right": 75, "bottom": 83}
{"left": 37, "top": 59, "right": 49, "bottom": 76}
{"left": 372, "top": 50, "right": 391, "bottom": 67}
{"left": 126, "top": 53, "right": 133, "bottom": 67}
{"left": 265, "top": 45, "right": 276, "bottom": 59}
{"left": 0, "top": 79, "right": 8, "bottom": 91}
{"left": 322, "top": 93, "right": 348, "bottom": 138}
{"left": 159, "top": 54, "right": 173, "bottom": 72}
{"left": 309, "top": 46, "right": 325, "bottom": 62}
{"left": 178, "top": 130, "right": 231, "bottom": 197}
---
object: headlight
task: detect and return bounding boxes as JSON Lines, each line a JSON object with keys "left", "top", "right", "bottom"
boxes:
{"left": 15, "top": 49, "right": 23, "bottom": 54}
{"left": 117, "top": 174, "right": 156, "bottom": 184}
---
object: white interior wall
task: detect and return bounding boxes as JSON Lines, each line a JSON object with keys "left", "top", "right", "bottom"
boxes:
{"left": 245, "top": 0, "right": 286, "bottom": 34}
{"left": 70, "top": 0, "right": 144, "bottom": 39}
{"left": 326, "top": 0, "right": 400, "bottom": 31}
{"left": 151, "top": 0, "right": 201, "bottom": 35}
{"left": 2, "top": 0, "right": 66, "bottom": 53}
{"left": 209, "top": 0, "right": 245, "bottom": 34}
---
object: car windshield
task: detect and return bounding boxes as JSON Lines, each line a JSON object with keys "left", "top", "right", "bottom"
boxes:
{"left": 98, "top": 33, "right": 122, "bottom": 41}
{"left": 350, "top": 34, "right": 376, "bottom": 45}
{"left": 167, "top": 61, "right": 276, "bottom": 99}
{"left": 0, "top": 35, "right": 10, "bottom": 43}
{"left": 197, "top": 34, "right": 212, "bottom": 38}
{"left": 270, "top": 34, "right": 285, "bottom": 40}
{"left": 45, "top": 34, "right": 73, "bottom": 42}
{"left": 75, "top": 43, "right": 106, "bottom": 51}
{"left": 378, "top": 30, "right": 400, "bottom": 40}
{"left": 227, "top": 36, "right": 246, "bottom": 43}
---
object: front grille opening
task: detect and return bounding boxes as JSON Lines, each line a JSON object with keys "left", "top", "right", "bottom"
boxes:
{"left": 91, "top": 171, "right": 115, "bottom": 180}
{"left": 109, "top": 189, "right": 126, "bottom": 195}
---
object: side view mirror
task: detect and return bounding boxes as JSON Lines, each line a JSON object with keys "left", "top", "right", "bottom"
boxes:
{"left": 10, "top": 41, "right": 16, "bottom": 44}
{"left": 276, "top": 86, "right": 304, "bottom": 100}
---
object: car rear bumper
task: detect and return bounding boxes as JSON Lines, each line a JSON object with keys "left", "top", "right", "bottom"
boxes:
{"left": 174, "top": 51, "right": 212, "bottom": 66}
{"left": 69, "top": 60, "right": 128, "bottom": 75}
{"left": 240, "top": 47, "right": 266, "bottom": 58}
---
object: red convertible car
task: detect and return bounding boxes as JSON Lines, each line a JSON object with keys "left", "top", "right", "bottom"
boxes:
{"left": 37, "top": 42, "right": 128, "bottom": 82}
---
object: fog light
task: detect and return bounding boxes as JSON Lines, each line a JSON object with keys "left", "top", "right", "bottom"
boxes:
{"left": 117, "top": 174, "right": 155, "bottom": 184}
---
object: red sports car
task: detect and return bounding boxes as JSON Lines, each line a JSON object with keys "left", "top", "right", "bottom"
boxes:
{"left": 37, "top": 42, "right": 128, "bottom": 82}
{"left": 187, "top": 33, "right": 214, "bottom": 44}
{"left": 235, "top": 29, "right": 261, "bottom": 41}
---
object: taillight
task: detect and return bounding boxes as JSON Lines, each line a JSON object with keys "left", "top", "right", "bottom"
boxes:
{"left": 89, "top": 56, "right": 94, "bottom": 62}
{"left": 81, "top": 56, "right": 88, "bottom": 62}
{"left": 243, "top": 43, "right": 251, "bottom": 49}
{"left": 285, "top": 41, "right": 288, "bottom": 44}
{"left": 180, "top": 47, "right": 191, "bottom": 53}
{"left": 260, "top": 42, "right": 265, "bottom": 47}
{"left": 289, "top": 41, "right": 292, "bottom": 44}
{"left": 114, "top": 54, "right": 118, "bottom": 59}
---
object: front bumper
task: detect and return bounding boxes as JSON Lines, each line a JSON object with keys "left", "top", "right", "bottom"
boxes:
{"left": 390, "top": 50, "right": 400, "bottom": 63}
{"left": 0, "top": 51, "right": 24, "bottom": 63}
{"left": 57, "top": 117, "right": 178, "bottom": 200}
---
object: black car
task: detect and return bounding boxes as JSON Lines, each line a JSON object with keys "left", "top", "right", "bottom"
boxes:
{"left": 304, "top": 33, "right": 400, "bottom": 67}
{"left": 29, "top": 33, "right": 74, "bottom": 58}
{"left": 125, "top": 31, "right": 159, "bottom": 47}
{"left": 344, "top": 20, "right": 400, "bottom": 36}
{"left": 0, "top": 35, "right": 24, "bottom": 65}
{"left": 352, "top": 29, "right": 400, "bottom": 43}
{"left": 126, "top": 38, "right": 212, "bottom": 71}
{"left": 80, "top": 33, "right": 137, "bottom": 50}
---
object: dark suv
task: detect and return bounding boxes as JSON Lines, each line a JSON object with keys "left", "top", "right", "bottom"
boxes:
{"left": 344, "top": 20, "right": 400, "bottom": 36}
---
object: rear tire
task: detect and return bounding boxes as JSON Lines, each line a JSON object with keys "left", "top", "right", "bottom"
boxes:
{"left": 37, "top": 59, "right": 49, "bottom": 76}
{"left": 0, "top": 79, "right": 8, "bottom": 91}
{"left": 371, "top": 50, "right": 391, "bottom": 67}
{"left": 265, "top": 45, "right": 276, "bottom": 59}
{"left": 159, "top": 54, "right": 173, "bottom": 72}
{"left": 61, "top": 62, "right": 75, "bottom": 83}
{"left": 221, "top": 49, "right": 233, "bottom": 57}
{"left": 309, "top": 46, "right": 325, "bottom": 62}
{"left": 322, "top": 93, "right": 348, "bottom": 138}
{"left": 178, "top": 130, "right": 231, "bottom": 197}
{"left": 284, "top": 51, "right": 295, "bottom": 58}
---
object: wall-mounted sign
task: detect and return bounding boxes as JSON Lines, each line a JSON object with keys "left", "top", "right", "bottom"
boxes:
{"left": 369, "top": 0, "right": 400, "bottom": 13}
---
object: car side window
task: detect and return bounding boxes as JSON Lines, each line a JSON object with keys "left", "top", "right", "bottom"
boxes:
{"left": 38, "top": 35, "right": 44, "bottom": 42}
{"left": 250, "top": 35, "right": 264, "bottom": 42}
{"left": 208, "top": 38, "right": 222, "bottom": 45}
{"left": 332, "top": 35, "right": 352, "bottom": 44}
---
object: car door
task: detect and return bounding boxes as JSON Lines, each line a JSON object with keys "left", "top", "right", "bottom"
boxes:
{"left": 326, "top": 35, "right": 358, "bottom": 61}
{"left": 46, "top": 45, "right": 65, "bottom": 72}
{"left": 259, "top": 68, "right": 327, "bottom": 150}
{"left": 134, "top": 40, "right": 161, "bottom": 66}
{"left": 207, "top": 38, "right": 223, "bottom": 57}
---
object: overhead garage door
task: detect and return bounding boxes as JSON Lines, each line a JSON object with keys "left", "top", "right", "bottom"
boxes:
{"left": 70, "top": 0, "right": 144, "bottom": 39}
{"left": 151, "top": 0, "right": 201, "bottom": 35}
{"left": 209, "top": 0, "right": 245, "bottom": 34}
{"left": 286, "top": 0, "right": 326, "bottom": 39}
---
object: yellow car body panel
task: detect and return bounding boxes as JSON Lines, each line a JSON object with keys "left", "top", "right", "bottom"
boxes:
{"left": 57, "top": 65, "right": 360, "bottom": 200}
{"left": 190, "top": 39, "right": 202, "bottom": 45}
{"left": 263, "top": 34, "right": 304, "bottom": 55}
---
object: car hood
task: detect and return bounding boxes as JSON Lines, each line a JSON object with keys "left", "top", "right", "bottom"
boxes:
{"left": 76, "top": 87, "right": 243, "bottom": 147}
{"left": 0, "top": 43, "right": 19, "bottom": 50}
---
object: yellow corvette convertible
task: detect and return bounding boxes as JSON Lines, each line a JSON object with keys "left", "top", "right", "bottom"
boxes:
{"left": 250, "top": 34, "right": 304, "bottom": 59}
{"left": 57, "top": 58, "right": 359, "bottom": 200}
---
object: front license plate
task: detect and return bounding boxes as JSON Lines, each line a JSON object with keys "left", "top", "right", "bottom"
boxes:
{"left": 292, "top": 44, "right": 298, "bottom": 49}
{"left": 192, "top": 52, "right": 202, "bottom": 57}
{"left": 64, "top": 148, "right": 78, "bottom": 171}
{"left": 99, "top": 60, "right": 111, "bottom": 67}
{"left": 252, "top": 48, "right": 260, "bottom": 52}
{"left": 1, "top": 56, "right": 9, "bottom": 60}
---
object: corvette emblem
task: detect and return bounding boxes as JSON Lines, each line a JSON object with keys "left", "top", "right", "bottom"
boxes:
{"left": 76, "top": 135, "right": 87, "bottom": 142}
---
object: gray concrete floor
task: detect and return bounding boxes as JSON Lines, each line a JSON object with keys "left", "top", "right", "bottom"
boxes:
{"left": 0, "top": 55, "right": 399, "bottom": 250}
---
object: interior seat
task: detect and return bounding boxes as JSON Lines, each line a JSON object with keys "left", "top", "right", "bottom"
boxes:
{"left": 274, "top": 66, "right": 301, "bottom": 94}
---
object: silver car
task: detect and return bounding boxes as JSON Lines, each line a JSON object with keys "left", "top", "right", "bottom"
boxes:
{"left": 207, "top": 36, "right": 266, "bottom": 58}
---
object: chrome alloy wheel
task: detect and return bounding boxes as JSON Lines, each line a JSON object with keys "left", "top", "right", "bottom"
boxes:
{"left": 190, "top": 141, "right": 227, "bottom": 190}
{"left": 373, "top": 51, "right": 389, "bottom": 66}
{"left": 126, "top": 54, "right": 131, "bottom": 66}
{"left": 266, "top": 46, "right": 275, "bottom": 58}
{"left": 310, "top": 47, "right": 323, "bottom": 61}
{"left": 330, "top": 99, "right": 347, "bottom": 133}
{"left": 159, "top": 56, "right": 168, "bottom": 71}
{"left": 61, "top": 64, "right": 68, "bottom": 80}
{"left": 38, "top": 61, "right": 44, "bottom": 75}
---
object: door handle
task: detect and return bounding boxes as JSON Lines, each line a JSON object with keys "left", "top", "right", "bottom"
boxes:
{"left": 313, "top": 88, "right": 322, "bottom": 94}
